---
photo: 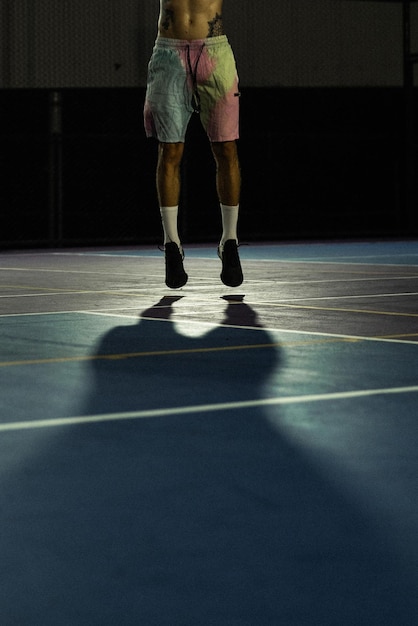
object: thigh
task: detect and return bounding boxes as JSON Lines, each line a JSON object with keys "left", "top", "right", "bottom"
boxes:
{"left": 144, "top": 47, "right": 192, "bottom": 143}
{"left": 198, "top": 43, "right": 240, "bottom": 143}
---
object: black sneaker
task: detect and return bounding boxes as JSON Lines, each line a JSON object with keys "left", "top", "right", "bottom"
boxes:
{"left": 165, "top": 242, "right": 188, "bottom": 289}
{"left": 218, "top": 239, "right": 243, "bottom": 287}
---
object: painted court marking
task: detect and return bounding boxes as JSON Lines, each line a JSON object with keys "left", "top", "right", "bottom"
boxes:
{"left": 2, "top": 285, "right": 418, "bottom": 302}
{"left": 1, "top": 308, "right": 418, "bottom": 344}
{"left": 1, "top": 385, "right": 418, "bottom": 432}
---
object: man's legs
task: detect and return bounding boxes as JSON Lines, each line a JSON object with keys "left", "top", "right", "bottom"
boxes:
{"left": 156, "top": 139, "right": 243, "bottom": 288}
{"left": 212, "top": 141, "right": 243, "bottom": 287}
{"left": 158, "top": 140, "right": 241, "bottom": 241}
{"left": 157, "top": 142, "right": 188, "bottom": 289}
{"left": 211, "top": 140, "right": 241, "bottom": 208}
{"left": 157, "top": 142, "right": 184, "bottom": 243}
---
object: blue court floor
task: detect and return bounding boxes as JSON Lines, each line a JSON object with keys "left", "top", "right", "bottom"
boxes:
{"left": 1, "top": 240, "right": 418, "bottom": 625}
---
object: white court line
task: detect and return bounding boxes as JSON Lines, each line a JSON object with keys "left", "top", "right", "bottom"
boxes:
{"left": 1, "top": 385, "right": 418, "bottom": 432}
{"left": 2, "top": 263, "right": 418, "bottom": 283}
{"left": 0, "top": 288, "right": 160, "bottom": 299}
{"left": 50, "top": 250, "right": 418, "bottom": 263}
{"left": 264, "top": 291, "right": 418, "bottom": 303}
{"left": 63, "top": 310, "right": 418, "bottom": 344}
{"left": 1, "top": 307, "right": 418, "bottom": 344}
{"left": 3, "top": 247, "right": 418, "bottom": 266}
{"left": 286, "top": 261, "right": 418, "bottom": 268}
{"left": 2, "top": 288, "right": 418, "bottom": 303}
{"left": 0, "top": 266, "right": 165, "bottom": 278}
{"left": 0, "top": 266, "right": 127, "bottom": 275}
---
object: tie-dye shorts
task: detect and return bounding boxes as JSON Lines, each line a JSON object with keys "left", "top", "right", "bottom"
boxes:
{"left": 144, "top": 36, "right": 240, "bottom": 143}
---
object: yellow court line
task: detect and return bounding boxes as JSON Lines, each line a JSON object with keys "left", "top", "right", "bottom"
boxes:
{"left": 374, "top": 332, "right": 418, "bottom": 340}
{"left": 272, "top": 302, "right": 418, "bottom": 319}
{"left": 0, "top": 336, "right": 359, "bottom": 369}
{"left": 0, "top": 342, "right": 281, "bottom": 368}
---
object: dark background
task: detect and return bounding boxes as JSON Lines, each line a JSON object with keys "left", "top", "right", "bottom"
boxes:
{"left": 0, "top": 1, "right": 417, "bottom": 248}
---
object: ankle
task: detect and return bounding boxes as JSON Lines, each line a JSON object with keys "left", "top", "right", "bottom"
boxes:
{"left": 160, "top": 206, "right": 181, "bottom": 247}
{"left": 220, "top": 204, "right": 239, "bottom": 248}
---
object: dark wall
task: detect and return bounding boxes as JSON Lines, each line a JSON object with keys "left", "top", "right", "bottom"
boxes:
{"left": 1, "top": 1, "right": 409, "bottom": 89}
{"left": 0, "top": 87, "right": 413, "bottom": 249}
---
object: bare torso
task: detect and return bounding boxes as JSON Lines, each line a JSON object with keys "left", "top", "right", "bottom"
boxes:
{"left": 158, "top": 0, "right": 224, "bottom": 40}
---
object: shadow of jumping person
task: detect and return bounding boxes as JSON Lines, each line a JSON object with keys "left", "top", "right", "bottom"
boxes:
{"left": 1, "top": 297, "right": 416, "bottom": 625}
{"left": 84, "top": 295, "right": 280, "bottom": 416}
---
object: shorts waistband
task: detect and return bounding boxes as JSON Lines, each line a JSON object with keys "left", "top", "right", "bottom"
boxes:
{"left": 155, "top": 35, "right": 228, "bottom": 49}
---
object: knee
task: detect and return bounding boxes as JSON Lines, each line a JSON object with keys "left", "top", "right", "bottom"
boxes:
{"left": 158, "top": 142, "right": 184, "bottom": 168}
{"left": 212, "top": 141, "right": 239, "bottom": 166}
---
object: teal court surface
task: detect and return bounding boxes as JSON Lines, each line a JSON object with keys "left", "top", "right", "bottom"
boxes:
{"left": 1, "top": 240, "right": 418, "bottom": 625}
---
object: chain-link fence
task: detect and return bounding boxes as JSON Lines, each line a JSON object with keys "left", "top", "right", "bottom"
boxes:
{"left": 0, "top": 0, "right": 414, "bottom": 89}
{"left": 1, "top": 0, "right": 155, "bottom": 88}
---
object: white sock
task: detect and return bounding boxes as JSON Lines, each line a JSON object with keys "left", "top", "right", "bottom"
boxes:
{"left": 220, "top": 203, "right": 239, "bottom": 249}
{"left": 160, "top": 206, "right": 181, "bottom": 246}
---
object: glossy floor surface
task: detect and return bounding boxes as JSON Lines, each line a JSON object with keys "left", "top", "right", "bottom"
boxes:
{"left": 1, "top": 240, "right": 418, "bottom": 625}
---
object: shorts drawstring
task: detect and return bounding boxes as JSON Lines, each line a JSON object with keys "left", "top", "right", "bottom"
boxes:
{"left": 186, "top": 43, "right": 205, "bottom": 114}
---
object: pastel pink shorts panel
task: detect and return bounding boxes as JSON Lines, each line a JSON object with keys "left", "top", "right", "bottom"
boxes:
{"left": 144, "top": 36, "right": 240, "bottom": 143}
